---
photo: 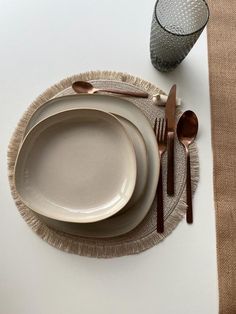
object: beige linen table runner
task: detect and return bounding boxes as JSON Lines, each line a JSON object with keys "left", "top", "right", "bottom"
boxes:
{"left": 207, "top": 0, "right": 236, "bottom": 313}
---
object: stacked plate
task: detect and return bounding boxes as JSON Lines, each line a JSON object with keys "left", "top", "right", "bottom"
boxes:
{"left": 14, "top": 93, "right": 160, "bottom": 238}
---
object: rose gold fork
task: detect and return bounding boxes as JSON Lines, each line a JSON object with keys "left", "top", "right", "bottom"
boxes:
{"left": 154, "top": 118, "right": 167, "bottom": 233}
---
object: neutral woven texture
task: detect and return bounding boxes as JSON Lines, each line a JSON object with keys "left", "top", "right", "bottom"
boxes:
{"left": 207, "top": 1, "right": 236, "bottom": 313}
{"left": 8, "top": 71, "right": 199, "bottom": 258}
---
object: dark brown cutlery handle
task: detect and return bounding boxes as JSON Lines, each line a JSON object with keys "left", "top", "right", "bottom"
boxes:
{"left": 167, "top": 132, "right": 174, "bottom": 195}
{"left": 157, "top": 164, "right": 164, "bottom": 233}
{"left": 186, "top": 151, "right": 193, "bottom": 224}
{"left": 101, "top": 89, "right": 149, "bottom": 98}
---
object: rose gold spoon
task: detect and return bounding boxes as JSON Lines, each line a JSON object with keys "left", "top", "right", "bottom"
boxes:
{"left": 177, "top": 110, "right": 198, "bottom": 224}
{"left": 72, "top": 81, "right": 149, "bottom": 98}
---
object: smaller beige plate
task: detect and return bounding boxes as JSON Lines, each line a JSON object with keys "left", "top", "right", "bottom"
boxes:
{"left": 14, "top": 109, "right": 137, "bottom": 223}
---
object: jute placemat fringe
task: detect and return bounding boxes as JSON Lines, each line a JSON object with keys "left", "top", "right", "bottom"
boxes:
{"left": 8, "top": 71, "right": 199, "bottom": 258}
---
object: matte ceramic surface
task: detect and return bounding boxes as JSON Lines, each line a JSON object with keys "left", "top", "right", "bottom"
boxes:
{"left": 23, "top": 94, "right": 160, "bottom": 237}
{"left": 112, "top": 115, "right": 148, "bottom": 208}
{"left": 25, "top": 111, "right": 148, "bottom": 208}
{"left": 15, "top": 109, "right": 137, "bottom": 223}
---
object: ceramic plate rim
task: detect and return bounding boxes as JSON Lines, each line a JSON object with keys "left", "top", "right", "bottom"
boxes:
{"left": 114, "top": 114, "right": 148, "bottom": 209}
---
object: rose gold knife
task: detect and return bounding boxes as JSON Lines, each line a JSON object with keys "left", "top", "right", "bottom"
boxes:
{"left": 165, "top": 85, "right": 176, "bottom": 196}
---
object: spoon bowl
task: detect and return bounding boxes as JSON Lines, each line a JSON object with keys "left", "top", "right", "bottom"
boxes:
{"left": 177, "top": 110, "right": 198, "bottom": 224}
{"left": 72, "top": 81, "right": 95, "bottom": 94}
{"left": 177, "top": 110, "right": 198, "bottom": 148}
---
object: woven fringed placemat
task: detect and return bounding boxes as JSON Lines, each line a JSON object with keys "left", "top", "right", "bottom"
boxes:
{"left": 8, "top": 71, "right": 199, "bottom": 258}
{"left": 207, "top": 0, "right": 236, "bottom": 312}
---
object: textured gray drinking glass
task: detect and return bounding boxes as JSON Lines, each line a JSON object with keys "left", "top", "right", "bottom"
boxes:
{"left": 150, "top": 0, "right": 209, "bottom": 72}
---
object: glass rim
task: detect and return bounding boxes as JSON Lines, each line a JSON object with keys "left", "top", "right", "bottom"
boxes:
{"left": 154, "top": 0, "right": 210, "bottom": 37}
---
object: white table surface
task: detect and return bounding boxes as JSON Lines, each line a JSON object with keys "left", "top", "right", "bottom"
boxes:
{"left": 0, "top": 0, "right": 218, "bottom": 313}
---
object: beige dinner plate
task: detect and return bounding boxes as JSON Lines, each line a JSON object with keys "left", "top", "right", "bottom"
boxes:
{"left": 14, "top": 109, "right": 137, "bottom": 223}
{"left": 21, "top": 94, "right": 159, "bottom": 237}
{"left": 24, "top": 111, "right": 148, "bottom": 209}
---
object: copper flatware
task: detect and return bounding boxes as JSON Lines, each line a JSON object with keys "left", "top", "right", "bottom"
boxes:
{"left": 177, "top": 110, "right": 198, "bottom": 224}
{"left": 72, "top": 81, "right": 149, "bottom": 98}
{"left": 165, "top": 85, "right": 177, "bottom": 196}
{"left": 154, "top": 118, "right": 167, "bottom": 233}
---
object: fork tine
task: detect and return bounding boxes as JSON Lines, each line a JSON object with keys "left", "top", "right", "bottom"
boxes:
{"left": 164, "top": 119, "right": 168, "bottom": 142}
{"left": 162, "top": 118, "right": 165, "bottom": 142}
{"left": 154, "top": 118, "right": 157, "bottom": 134}
{"left": 157, "top": 118, "right": 161, "bottom": 142}
{"left": 162, "top": 118, "right": 166, "bottom": 142}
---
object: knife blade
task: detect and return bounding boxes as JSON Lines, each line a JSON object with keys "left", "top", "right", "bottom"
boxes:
{"left": 165, "top": 84, "right": 176, "bottom": 195}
